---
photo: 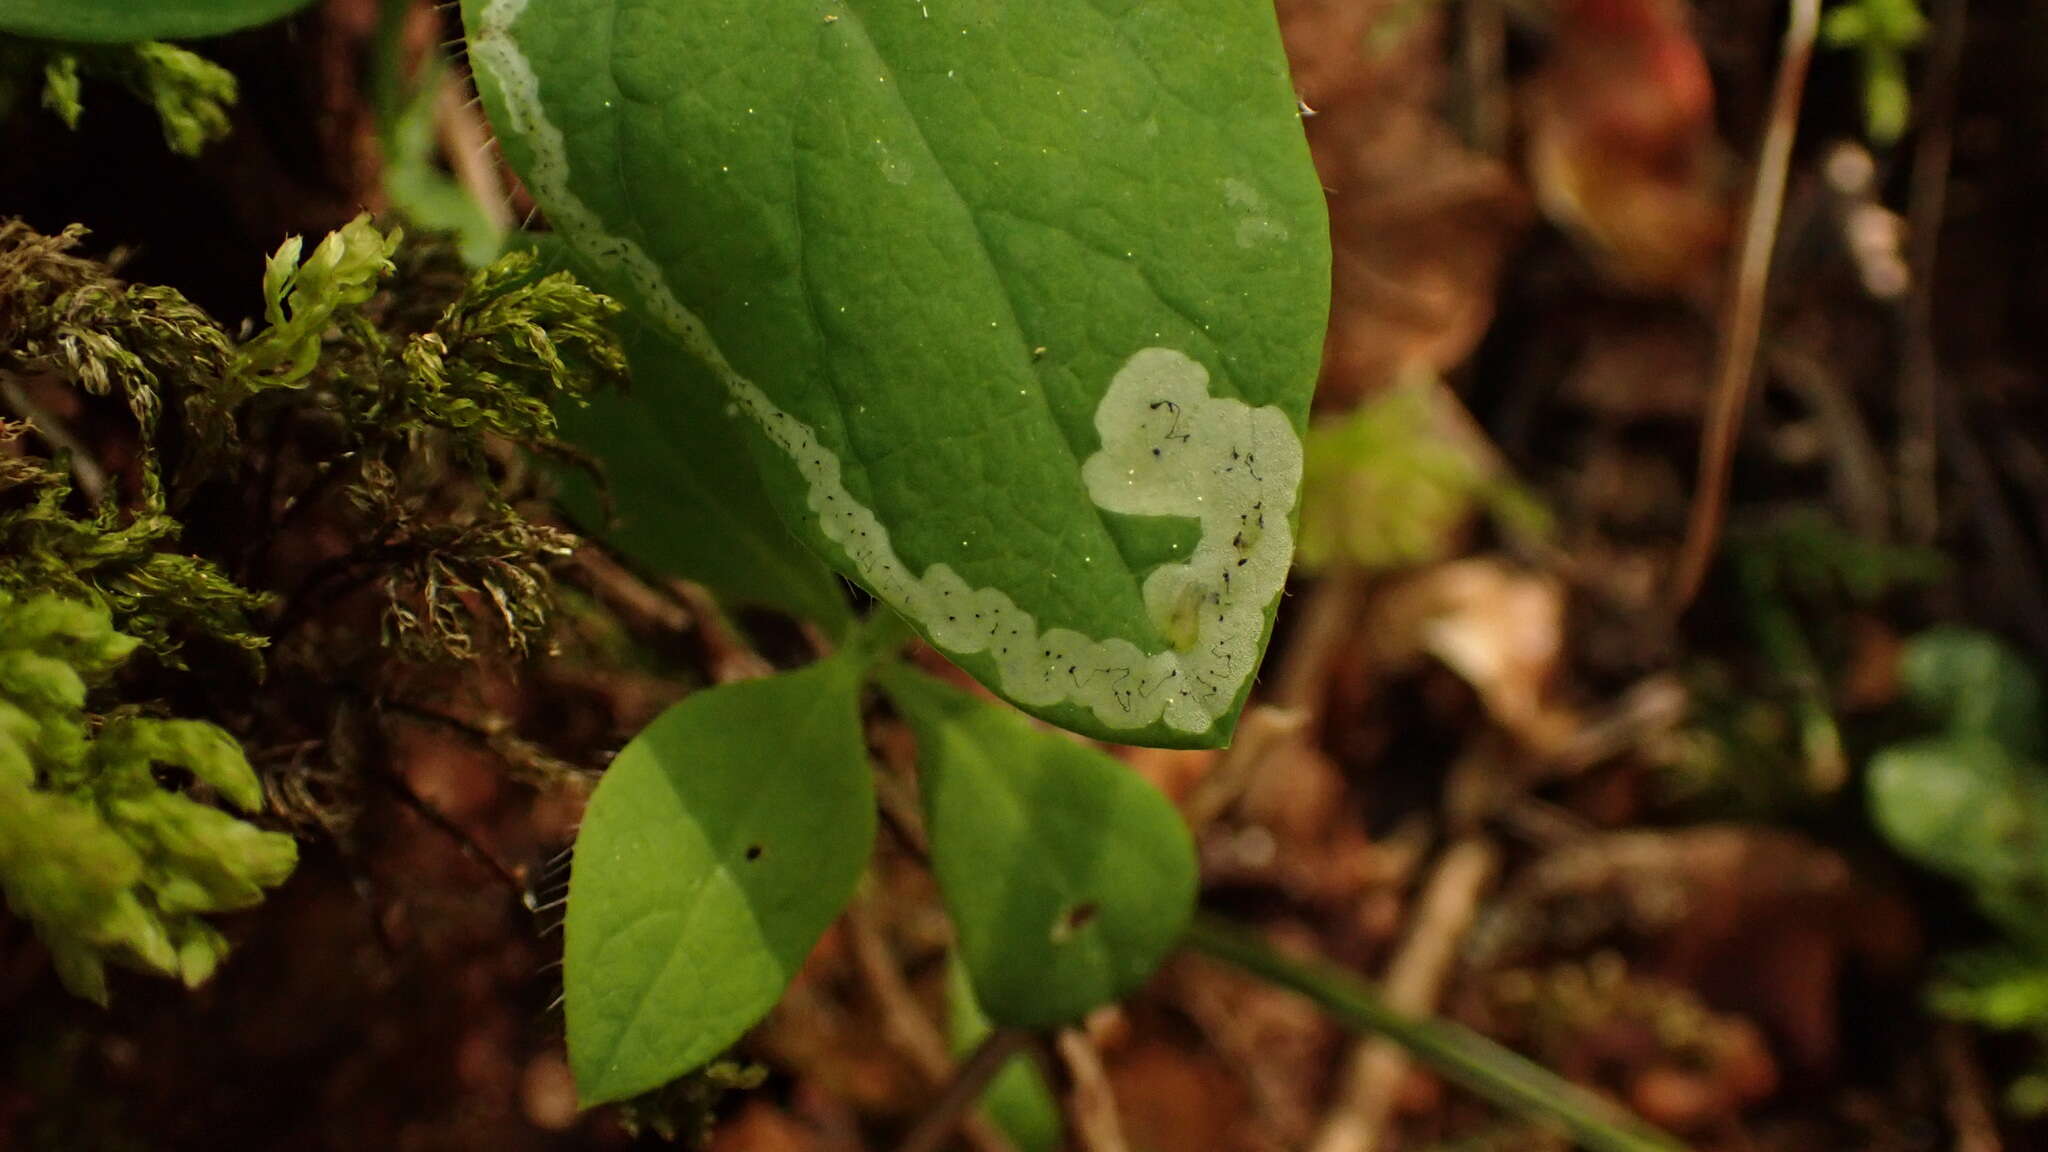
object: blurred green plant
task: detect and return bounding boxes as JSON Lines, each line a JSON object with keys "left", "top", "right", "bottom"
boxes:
{"left": 369, "top": 0, "right": 506, "bottom": 267}
{"left": 1665, "top": 510, "right": 1942, "bottom": 811}
{"left": 1296, "top": 376, "right": 1550, "bottom": 574}
{"left": 0, "top": 36, "right": 235, "bottom": 155}
{"left": 1823, "top": 0, "right": 1929, "bottom": 145}
{"left": 0, "top": 591, "right": 296, "bottom": 1003}
{"left": 1868, "top": 627, "right": 2048, "bottom": 1115}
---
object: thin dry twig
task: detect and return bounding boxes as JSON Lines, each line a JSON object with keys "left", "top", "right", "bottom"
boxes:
{"left": 669, "top": 580, "right": 776, "bottom": 683}
{"left": 565, "top": 547, "right": 692, "bottom": 635}
{"left": 437, "top": 67, "right": 515, "bottom": 237}
{"left": 1671, "top": 0, "right": 1823, "bottom": 608}
{"left": 1936, "top": 1023, "right": 2004, "bottom": 1152}
{"left": 889, "top": 1026, "right": 1027, "bottom": 1152}
{"left": 1271, "top": 571, "right": 1370, "bottom": 722}
{"left": 1181, "top": 704, "right": 1308, "bottom": 835}
{"left": 847, "top": 898, "right": 1016, "bottom": 1152}
{"left": 1935, "top": 372, "right": 2048, "bottom": 652}
{"left": 1056, "top": 1028, "right": 1132, "bottom": 1152}
{"left": 1, "top": 371, "right": 108, "bottom": 504}
{"left": 1309, "top": 839, "right": 1501, "bottom": 1152}
{"left": 846, "top": 898, "right": 954, "bottom": 1083}
{"left": 1771, "top": 342, "right": 1892, "bottom": 539}
{"left": 1898, "top": 0, "right": 1969, "bottom": 545}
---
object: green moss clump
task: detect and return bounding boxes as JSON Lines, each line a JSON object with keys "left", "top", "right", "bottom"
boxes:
{"left": 0, "top": 591, "right": 296, "bottom": 1003}
{"left": 0, "top": 36, "right": 236, "bottom": 156}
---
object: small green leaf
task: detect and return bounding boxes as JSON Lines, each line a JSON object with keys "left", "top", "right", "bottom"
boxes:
{"left": 564, "top": 658, "right": 874, "bottom": 1106}
{"left": 464, "top": 0, "right": 1330, "bottom": 748}
{"left": 882, "top": 666, "right": 1195, "bottom": 1027}
{"left": 0, "top": 0, "right": 318, "bottom": 42}
{"left": 1899, "top": 627, "right": 2046, "bottom": 757}
{"left": 1868, "top": 734, "right": 2048, "bottom": 950}
{"left": 946, "top": 956, "right": 1061, "bottom": 1152}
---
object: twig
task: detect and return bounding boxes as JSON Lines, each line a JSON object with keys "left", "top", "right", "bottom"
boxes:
{"left": 846, "top": 898, "right": 955, "bottom": 1082}
{"left": 1185, "top": 915, "right": 1691, "bottom": 1152}
{"left": 367, "top": 750, "right": 529, "bottom": 896}
{"left": 437, "top": 64, "right": 514, "bottom": 237}
{"left": 847, "top": 898, "right": 1017, "bottom": 1152}
{"left": 893, "top": 1030, "right": 1030, "bottom": 1152}
{"left": 1, "top": 371, "right": 108, "bottom": 505}
{"left": 1055, "top": 1028, "right": 1132, "bottom": 1152}
{"left": 565, "top": 547, "right": 693, "bottom": 635}
{"left": 669, "top": 580, "right": 776, "bottom": 683}
{"left": 1898, "top": 0, "right": 1968, "bottom": 545}
{"left": 1310, "top": 839, "right": 1501, "bottom": 1152}
{"left": 1670, "top": 0, "right": 1823, "bottom": 609}
{"left": 1770, "top": 342, "right": 1892, "bottom": 539}
{"left": 1272, "top": 571, "right": 1369, "bottom": 723}
{"left": 1936, "top": 1023, "right": 2003, "bottom": 1152}
{"left": 1180, "top": 704, "right": 1308, "bottom": 835}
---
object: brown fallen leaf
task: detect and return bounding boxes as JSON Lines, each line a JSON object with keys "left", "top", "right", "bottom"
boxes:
{"left": 1279, "top": 0, "right": 1531, "bottom": 407}
{"left": 1365, "top": 558, "right": 1581, "bottom": 756}
{"left": 1522, "top": 0, "right": 1732, "bottom": 294}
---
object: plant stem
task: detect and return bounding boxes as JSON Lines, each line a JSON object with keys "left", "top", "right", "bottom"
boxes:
{"left": 893, "top": 1029, "right": 1030, "bottom": 1152}
{"left": 1670, "top": 0, "right": 1821, "bottom": 610}
{"left": 846, "top": 606, "right": 918, "bottom": 673}
{"left": 1182, "top": 914, "right": 1691, "bottom": 1152}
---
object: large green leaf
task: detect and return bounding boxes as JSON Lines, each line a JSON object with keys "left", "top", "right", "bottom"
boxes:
{"left": 509, "top": 234, "right": 850, "bottom": 629}
{"left": 882, "top": 666, "right": 1195, "bottom": 1026}
{"left": 557, "top": 319, "right": 855, "bottom": 631}
{"left": 0, "top": 0, "right": 316, "bottom": 41}
{"left": 463, "top": 0, "right": 1330, "bottom": 748}
{"left": 563, "top": 659, "right": 874, "bottom": 1105}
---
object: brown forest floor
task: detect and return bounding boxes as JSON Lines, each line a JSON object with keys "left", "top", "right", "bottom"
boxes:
{"left": 6, "top": 0, "right": 2048, "bottom": 1149}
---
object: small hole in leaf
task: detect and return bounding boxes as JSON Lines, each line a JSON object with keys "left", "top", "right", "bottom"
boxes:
{"left": 1051, "top": 901, "right": 1100, "bottom": 943}
{"left": 745, "top": 844, "right": 764, "bottom": 861}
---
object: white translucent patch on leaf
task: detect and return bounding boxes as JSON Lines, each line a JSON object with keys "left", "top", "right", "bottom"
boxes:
{"left": 472, "top": 0, "right": 1301, "bottom": 736}
{"left": 1223, "top": 177, "right": 1290, "bottom": 249}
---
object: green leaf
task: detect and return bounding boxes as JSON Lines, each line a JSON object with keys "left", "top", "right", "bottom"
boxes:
{"left": 563, "top": 659, "right": 874, "bottom": 1106}
{"left": 1899, "top": 627, "right": 2046, "bottom": 757}
{"left": 463, "top": 0, "right": 1330, "bottom": 748}
{"left": 881, "top": 665, "right": 1195, "bottom": 1027}
{"left": 946, "top": 956, "right": 1062, "bottom": 1152}
{"left": 509, "top": 231, "right": 851, "bottom": 630}
{"left": 1931, "top": 948, "right": 2048, "bottom": 1032}
{"left": 1868, "top": 734, "right": 2048, "bottom": 950}
{"left": 0, "top": 0, "right": 318, "bottom": 42}
{"left": 557, "top": 317, "right": 856, "bottom": 632}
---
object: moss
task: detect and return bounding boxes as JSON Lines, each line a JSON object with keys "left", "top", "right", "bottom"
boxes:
{"left": 0, "top": 591, "right": 296, "bottom": 1004}
{"left": 0, "top": 36, "right": 236, "bottom": 156}
{"left": 0, "top": 215, "right": 628, "bottom": 998}
{"left": 0, "top": 214, "right": 627, "bottom": 668}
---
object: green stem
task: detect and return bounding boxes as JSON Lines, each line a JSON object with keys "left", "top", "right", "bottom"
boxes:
{"left": 1183, "top": 914, "right": 1691, "bottom": 1152}
{"left": 845, "top": 606, "right": 917, "bottom": 674}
